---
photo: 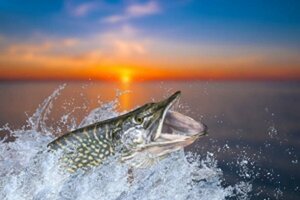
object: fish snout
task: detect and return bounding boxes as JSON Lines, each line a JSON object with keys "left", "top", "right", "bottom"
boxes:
{"left": 201, "top": 124, "right": 208, "bottom": 136}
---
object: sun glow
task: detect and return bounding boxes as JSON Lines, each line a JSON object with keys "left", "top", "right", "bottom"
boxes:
{"left": 118, "top": 69, "right": 132, "bottom": 110}
{"left": 120, "top": 69, "right": 133, "bottom": 84}
{"left": 121, "top": 74, "right": 131, "bottom": 84}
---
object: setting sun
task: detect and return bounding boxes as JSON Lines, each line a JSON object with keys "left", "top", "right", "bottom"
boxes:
{"left": 119, "top": 68, "right": 133, "bottom": 83}
{"left": 121, "top": 74, "right": 131, "bottom": 84}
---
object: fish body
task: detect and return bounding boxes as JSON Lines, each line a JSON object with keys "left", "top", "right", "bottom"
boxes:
{"left": 48, "top": 91, "right": 207, "bottom": 172}
{"left": 48, "top": 118, "right": 121, "bottom": 172}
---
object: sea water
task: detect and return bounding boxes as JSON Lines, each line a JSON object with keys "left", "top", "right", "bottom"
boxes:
{"left": 0, "top": 81, "right": 299, "bottom": 199}
{"left": 0, "top": 84, "right": 252, "bottom": 200}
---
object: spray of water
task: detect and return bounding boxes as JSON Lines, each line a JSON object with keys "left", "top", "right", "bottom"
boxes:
{"left": 0, "top": 85, "right": 252, "bottom": 200}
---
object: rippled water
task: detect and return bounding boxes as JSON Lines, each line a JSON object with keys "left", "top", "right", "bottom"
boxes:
{"left": 0, "top": 81, "right": 299, "bottom": 199}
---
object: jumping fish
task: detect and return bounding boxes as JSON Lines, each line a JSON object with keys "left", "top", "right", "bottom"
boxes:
{"left": 47, "top": 91, "right": 207, "bottom": 172}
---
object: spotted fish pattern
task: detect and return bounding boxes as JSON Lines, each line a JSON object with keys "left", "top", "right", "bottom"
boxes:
{"left": 48, "top": 119, "right": 122, "bottom": 173}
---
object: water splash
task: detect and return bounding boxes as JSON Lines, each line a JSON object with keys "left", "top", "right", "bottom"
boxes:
{"left": 0, "top": 85, "right": 252, "bottom": 200}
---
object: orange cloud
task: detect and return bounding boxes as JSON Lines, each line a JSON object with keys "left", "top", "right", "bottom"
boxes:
{"left": 0, "top": 29, "right": 300, "bottom": 81}
{"left": 102, "top": 1, "right": 160, "bottom": 23}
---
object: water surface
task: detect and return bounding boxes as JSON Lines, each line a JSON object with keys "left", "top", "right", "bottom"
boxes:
{"left": 0, "top": 81, "right": 299, "bottom": 199}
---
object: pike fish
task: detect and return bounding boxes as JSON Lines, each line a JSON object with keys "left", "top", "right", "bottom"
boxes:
{"left": 47, "top": 91, "right": 207, "bottom": 172}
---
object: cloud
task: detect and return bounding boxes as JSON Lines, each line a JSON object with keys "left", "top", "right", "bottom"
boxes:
{"left": 102, "top": 34, "right": 148, "bottom": 57}
{"left": 62, "top": 38, "right": 79, "bottom": 47}
{"left": 96, "top": 25, "right": 150, "bottom": 57}
{"left": 6, "top": 37, "right": 80, "bottom": 56}
{"left": 73, "top": 3, "right": 96, "bottom": 16}
{"left": 126, "top": 1, "right": 160, "bottom": 17}
{"left": 66, "top": 1, "right": 105, "bottom": 17}
{"left": 102, "top": 15, "right": 127, "bottom": 24}
{"left": 2, "top": 22, "right": 299, "bottom": 81}
{"left": 0, "top": 25, "right": 152, "bottom": 72}
{"left": 102, "top": 1, "right": 160, "bottom": 23}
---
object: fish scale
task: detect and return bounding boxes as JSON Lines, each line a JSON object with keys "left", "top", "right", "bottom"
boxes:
{"left": 48, "top": 123, "right": 117, "bottom": 172}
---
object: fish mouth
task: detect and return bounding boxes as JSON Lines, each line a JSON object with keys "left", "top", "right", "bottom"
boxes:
{"left": 151, "top": 91, "right": 208, "bottom": 143}
{"left": 150, "top": 91, "right": 181, "bottom": 141}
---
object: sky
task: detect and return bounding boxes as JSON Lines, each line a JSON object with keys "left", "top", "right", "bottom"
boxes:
{"left": 0, "top": 0, "right": 300, "bottom": 81}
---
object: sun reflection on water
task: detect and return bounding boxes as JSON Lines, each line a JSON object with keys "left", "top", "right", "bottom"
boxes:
{"left": 119, "top": 72, "right": 132, "bottom": 111}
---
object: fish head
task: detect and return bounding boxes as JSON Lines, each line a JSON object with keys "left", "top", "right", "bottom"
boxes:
{"left": 119, "top": 91, "right": 208, "bottom": 167}
{"left": 120, "top": 91, "right": 181, "bottom": 149}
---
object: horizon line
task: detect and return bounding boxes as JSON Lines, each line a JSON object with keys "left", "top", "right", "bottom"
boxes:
{"left": 0, "top": 77, "right": 299, "bottom": 82}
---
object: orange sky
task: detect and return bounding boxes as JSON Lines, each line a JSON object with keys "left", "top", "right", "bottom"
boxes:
{"left": 1, "top": 64, "right": 300, "bottom": 82}
{"left": 1, "top": 45, "right": 300, "bottom": 82}
{"left": 0, "top": 29, "right": 299, "bottom": 81}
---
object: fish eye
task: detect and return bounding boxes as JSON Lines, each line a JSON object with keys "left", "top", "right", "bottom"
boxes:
{"left": 134, "top": 116, "right": 144, "bottom": 124}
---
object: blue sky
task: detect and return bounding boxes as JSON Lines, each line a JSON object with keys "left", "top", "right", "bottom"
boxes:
{"left": 1, "top": 0, "right": 299, "bottom": 44}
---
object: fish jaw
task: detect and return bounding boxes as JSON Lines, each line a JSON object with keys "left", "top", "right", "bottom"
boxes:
{"left": 121, "top": 110, "right": 208, "bottom": 168}
{"left": 150, "top": 91, "right": 181, "bottom": 141}
{"left": 120, "top": 133, "right": 200, "bottom": 168}
{"left": 147, "top": 110, "right": 208, "bottom": 155}
{"left": 164, "top": 111, "right": 208, "bottom": 136}
{"left": 139, "top": 133, "right": 200, "bottom": 156}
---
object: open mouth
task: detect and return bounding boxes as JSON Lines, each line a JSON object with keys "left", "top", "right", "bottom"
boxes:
{"left": 153, "top": 91, "right": 208, "bottom": 142}
{"left": 151, "top": 91, "right": 181, "bottom": 141}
